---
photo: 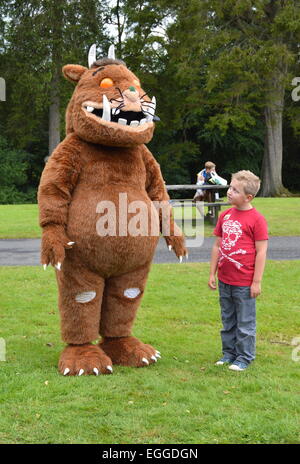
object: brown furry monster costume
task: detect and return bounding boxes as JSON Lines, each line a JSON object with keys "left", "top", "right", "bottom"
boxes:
{"left": 38, "top": 46, "right": 187, "bottom": 376}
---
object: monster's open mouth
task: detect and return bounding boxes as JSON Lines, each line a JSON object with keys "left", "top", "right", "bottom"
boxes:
{"left": 83, "top": 96, "right": 159, "bottom": 128}
{"left": 86, "top": 107, "right": 148, "bottom": 126}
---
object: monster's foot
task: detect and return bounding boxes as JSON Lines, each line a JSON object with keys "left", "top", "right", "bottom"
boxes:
{"left": 58, "top": 343, "right": 113, "bottom": 376}
{"left": 100, "top": 336, "right": 161, "bottom": 367}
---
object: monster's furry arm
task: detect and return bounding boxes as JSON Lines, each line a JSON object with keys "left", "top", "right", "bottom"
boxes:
{"left": 38, "top": 134, "right": 82, "bottom": 267}
{"left": 142, "top": 145, "right": 187, "bottom": 259}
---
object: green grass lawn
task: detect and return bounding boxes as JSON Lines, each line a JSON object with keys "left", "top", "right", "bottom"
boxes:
{"left": 0, "top": 204, "right": 40, "bottom": 239}
{"left": 1, "top": 198, "right": 300, "bottom": 239}
{"left": 0, "top": 261, "right": 299, "bottom": 444}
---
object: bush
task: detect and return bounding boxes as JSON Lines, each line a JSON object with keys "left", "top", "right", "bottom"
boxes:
{"left": 0, "top": 135, "right": 37, "bottom": 204}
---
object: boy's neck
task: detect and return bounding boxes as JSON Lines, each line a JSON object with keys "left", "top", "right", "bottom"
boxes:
{"left": 233, "top": 203, "right": 253, "bottom": 211}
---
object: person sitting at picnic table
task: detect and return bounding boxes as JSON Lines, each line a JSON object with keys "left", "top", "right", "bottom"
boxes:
{"left": 194, "top": 161, "right": 217, "bottom": 202}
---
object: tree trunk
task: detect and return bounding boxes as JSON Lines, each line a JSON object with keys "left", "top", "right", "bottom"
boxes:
{"left": 48, "top": 69, "right": 60, "bottom": 157}
{"left": 47, "top": 0, "right": 63, "bottom": 160}
{"left": 260, "top": 79, "right": 286, "bottom": 197}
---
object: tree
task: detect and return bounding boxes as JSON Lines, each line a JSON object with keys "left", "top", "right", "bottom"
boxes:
{"left": 0, "top": 0, "right": 110, "bottom": 156}
{"left": 164, "top": 0, "right": 300, "bottom": 196}
{"left": 0, "top": 133, "right": 36, "bottom": 203}
{"left": 1, "top": 0, "right": 300, "bottom": 199}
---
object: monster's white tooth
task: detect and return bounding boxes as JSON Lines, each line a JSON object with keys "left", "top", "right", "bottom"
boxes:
{"left": 112, "top": 108, "right": 119, "bottom": 116}
{"left": 147, "top": 96, "right": 156, "bottom": 117}
{"left": 86, "top": 106, "right": 94, "bottom": 113}
{"left": 115, "top": 109, "right": 120, "bottom": 115}
{"left": 149, "top": 107, "right": 156, "bottom": 116}
{"left": 140, "top": 118, "right": 147, "bottom": 125}
{"left": 118, "top": 118, "right": 127, "bottom": 125}
{"left": 151, "top": 96, "right": 156, "bottom": 109}
{"left": 102, "top": 95, "right": 111, "bottom": 121}
{"left": 130, "top": 120, "right": 139, "bottom": 127}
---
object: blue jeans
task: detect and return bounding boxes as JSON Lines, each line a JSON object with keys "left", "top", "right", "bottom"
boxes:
{"left": 218, "top": 280, "right": 256, "bottom": 365}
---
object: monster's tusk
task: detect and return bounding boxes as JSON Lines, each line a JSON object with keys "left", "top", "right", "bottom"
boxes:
{"left": 102, "top": 95, "right": 111, "bottom": 122}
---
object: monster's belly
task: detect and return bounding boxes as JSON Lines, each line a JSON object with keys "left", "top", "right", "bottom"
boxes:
{"left": 67, "top": 185, "right": 160, "bottom": 276}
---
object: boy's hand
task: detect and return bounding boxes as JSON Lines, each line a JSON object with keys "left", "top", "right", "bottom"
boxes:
{"left": 208, "top": 274, "right": 217, "bottom": 290}
{"left": 250, "top": 281, "right": 261, "bottom": 298}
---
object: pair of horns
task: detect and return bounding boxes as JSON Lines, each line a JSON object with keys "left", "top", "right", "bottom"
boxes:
{"left": 88, "top": 44, "right": 115, "bottom": 68}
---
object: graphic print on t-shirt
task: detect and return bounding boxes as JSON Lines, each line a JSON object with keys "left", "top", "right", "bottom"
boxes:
{"left": 219, "top": 218, "right": 246, "bottom": 269}
{"left": 214, "top": 207, "right": 268, "bottom": 286}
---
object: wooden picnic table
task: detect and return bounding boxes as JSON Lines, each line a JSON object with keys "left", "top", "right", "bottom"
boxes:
{"left": 166, "top": 184, "right": 230, "bottom": 226}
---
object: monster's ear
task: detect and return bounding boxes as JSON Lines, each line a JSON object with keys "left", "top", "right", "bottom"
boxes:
{"left": 62, "top": 65, "right": 87, "bottom": 83}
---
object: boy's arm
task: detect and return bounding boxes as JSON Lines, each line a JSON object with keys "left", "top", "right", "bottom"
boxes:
{"left": 250, "top": 240, "right": 268, "bottom": 298}
{"left": 208, "top": 236, "right": 221, "bottom": 290}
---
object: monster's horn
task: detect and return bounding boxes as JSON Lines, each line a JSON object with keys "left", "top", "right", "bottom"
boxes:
{"left": 108, "top": 44, "right": 115, "bottom": 60}
{"left": 88, "top": 44, "right": 97, "bottom": 68}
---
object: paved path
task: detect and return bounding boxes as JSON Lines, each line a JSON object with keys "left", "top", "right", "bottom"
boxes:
{"left": 0, "top": 236, "right": 300, "bottom": 266}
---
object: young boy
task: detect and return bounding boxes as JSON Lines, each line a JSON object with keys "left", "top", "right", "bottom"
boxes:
{"left": 193, "top": 161, "right": 216, "bottom": 201}
{"left": 208, "top": 170, "right": 268, "bottom": 371}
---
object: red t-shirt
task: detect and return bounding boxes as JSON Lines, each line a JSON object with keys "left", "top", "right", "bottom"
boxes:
{"left": 214, "top": 207, "right": 268, "bottom": 286}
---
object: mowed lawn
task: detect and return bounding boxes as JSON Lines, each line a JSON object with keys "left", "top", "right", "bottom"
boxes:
{"left": 0, "top": 262, "right": 299, "bottom": 444}
{"left": 1, "top": 197, "right": 300, "bottom": 238}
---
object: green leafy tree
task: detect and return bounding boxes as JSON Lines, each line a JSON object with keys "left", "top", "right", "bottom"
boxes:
{"left": 165, "top": 0, "right": 300, "bottom": 196}
{"left": 0, "top": 134, "right": 36, "bottom": 203}
{"left": 0, "top": 0, "right": 110, "bottom": 157}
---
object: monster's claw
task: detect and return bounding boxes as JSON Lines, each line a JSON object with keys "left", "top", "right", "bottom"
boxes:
{"left": 55, "top": 262, "right": 62, "bottom": 271}
{"left": 78, "top": 369, "right": 84, "bottom": 376}
{"left": 93, "top": 368, "right": 99, "bottom": 376}
{"left": 106, "top": 365, "right": 113, "bottom": 373}
{"left": 63, "top": 368, "right": 70, "bottom": 376}
{"left": 142, "top": 357, "right": 149, "bottom": 365}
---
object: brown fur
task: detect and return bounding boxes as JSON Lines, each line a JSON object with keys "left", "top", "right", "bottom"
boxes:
{"left": 38, "top": 56, "right": 186, "bottom": 376}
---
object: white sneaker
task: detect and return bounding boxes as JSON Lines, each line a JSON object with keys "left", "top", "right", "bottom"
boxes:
{"left": 215, "top": 356, "right": 235, "bottom": 366}
{"left": 228, "top": 361, "right": 248, "bottom": 371}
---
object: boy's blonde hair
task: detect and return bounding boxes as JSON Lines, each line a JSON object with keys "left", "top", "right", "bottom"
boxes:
{"left": 231, "top": 170, "right": 261, "bottom": 196}
{"left": 205, "top": 161, "right": 216, "bottom": 170}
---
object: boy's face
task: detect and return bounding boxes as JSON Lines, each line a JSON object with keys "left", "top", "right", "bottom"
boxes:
{"left": 227, "top": 178, "right": 253, "bottom": 209}
{"left": 206, "top": 167, "right": 215, "bottom": 173}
